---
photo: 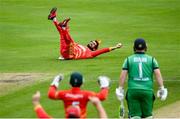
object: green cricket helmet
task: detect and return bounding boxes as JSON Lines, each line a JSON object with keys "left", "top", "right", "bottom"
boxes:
{"left": 70, "top": 72, "right": 83, "bottom": 87}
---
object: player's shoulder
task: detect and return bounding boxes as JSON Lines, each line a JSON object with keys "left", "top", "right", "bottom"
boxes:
{"left": 127, "top": 54, "right": 137, "bottom": 59}
{"left": 128, "top": 54, "right": 135, "bottom": 58}
{"left": 127, "top": 53, "right": 154, "bottom": 60}
{"left": 59, "top": 89, "right": 71, "bottom": 93}
{"left": 144, "top": 53, "right": 154, "bottom": 59}
{"left": 81, "top": 90, "right": 95, "bottom": 95}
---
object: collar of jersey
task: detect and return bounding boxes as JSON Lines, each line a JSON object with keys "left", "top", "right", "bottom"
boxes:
{"left": 71, "top": 87, "right": 81, "bottom": 92}
{"left": 135, "top": 52, "right": 145, "bottom": 54}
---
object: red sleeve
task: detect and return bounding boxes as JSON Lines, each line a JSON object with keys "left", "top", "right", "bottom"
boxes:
{"left": 91, "top": 48, "right": 110, "bottom": 57}
{"left": 85, "top": 88, "right": 109, "bottom": 101}
{"left": 48, "top": 86, "right": 66, "bottom": 100}
{"left": 48, "top": 86, "right": 57, "bottom": 99}
{"left": 96, "top": 88, "right": 109, "bottom": 101}
{"left": 34, "top": 105, "right": 52, "bottom": 119}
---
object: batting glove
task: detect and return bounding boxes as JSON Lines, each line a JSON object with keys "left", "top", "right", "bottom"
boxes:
{"left": 116, "top": 87, "right": 124, "bottom": 101}
{"left": 51, "top": 74, "right": 64, "bottom": 88}
{"left": 98, "top": 76, "right": 110, "bottom": 88}
{"left": 157, "top": 86, "right": 168, "bottom": 101}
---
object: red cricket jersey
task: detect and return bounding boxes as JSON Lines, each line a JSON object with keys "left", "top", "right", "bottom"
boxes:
{"left": 48, "top": 86, "right": 108, "bottom": 118}
{"left": 53, "top": 20, "right": 111, "bottom": 60}
{"left": 69, "top": 42, "right": 111, "bottom": 59}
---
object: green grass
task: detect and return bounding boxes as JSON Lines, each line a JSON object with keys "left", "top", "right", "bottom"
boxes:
{"left": 0, "top": 0, "right": 180, "bottom": 118}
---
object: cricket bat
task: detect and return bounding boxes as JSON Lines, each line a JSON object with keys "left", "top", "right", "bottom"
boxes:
{"left": 119, "top": 100, "right": 125, "bottom": 118}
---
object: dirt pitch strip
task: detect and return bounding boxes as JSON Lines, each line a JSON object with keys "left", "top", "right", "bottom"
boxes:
{"left": 154, "top": 101, "right": 180, "bottom": 118}
{"left": 0, "top": 73, "right": 53, "bottom": 96}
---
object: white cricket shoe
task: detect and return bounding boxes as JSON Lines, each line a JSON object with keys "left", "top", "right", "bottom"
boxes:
{"left": 58, "top": 56, "right": 65, "bottom": 60}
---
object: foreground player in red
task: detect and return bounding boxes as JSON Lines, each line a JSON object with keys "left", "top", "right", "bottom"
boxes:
{"left": 48, "top": 7, "right": 122, "bottom": 60}
{"left": 33, "top": 91, "right": 80, "bottom": 118}
{"left": 48, "top": 72, "right": 110, "bottom": 118}
{"left": 32, "top": 91, "right": 107, "bottom": 119}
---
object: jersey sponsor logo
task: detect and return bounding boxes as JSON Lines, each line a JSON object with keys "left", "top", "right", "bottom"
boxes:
{"left": 65, "top": 93, "right": 84, "bottom": 98}
{"left": 133, "top": 77, "right": 150, "bottom": 81}
{"left": 134, "top": 57, "right": 147, "bottom": 62}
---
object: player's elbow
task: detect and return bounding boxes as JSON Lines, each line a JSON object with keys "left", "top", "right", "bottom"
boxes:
{"left": 99, "top": 96, "right": 107, "bottom": 101}
{"left": 48, "top": 87, "right": 57, "bottom": 99}
{"left": 48, "top": 91, "right": 57, "bottom": 99}
{"left": 98, "top": 93, "right": 108, "bottom": 101}
{"left": 98, "top": 88, "right": 109, "bottom": 101}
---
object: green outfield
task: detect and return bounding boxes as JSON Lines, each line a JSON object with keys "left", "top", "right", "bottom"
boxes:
{"left": 0, "top": 0, "right": 180, "bottom": 118}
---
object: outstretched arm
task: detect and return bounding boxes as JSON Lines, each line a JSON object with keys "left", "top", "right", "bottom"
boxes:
{"left": 96, "top": 88, "right": 109, "bottom": 101}
{"left": 91, "top": 48, "right": 111, "bottom": 57}
{"left": 95, "top": 76, "right": 110, "bottom": 101}
{"left": 89, "top": 96, "right": 108, "bottom": 119}
{"left": 48, "top": 86, "right": 58, "bottom": 99}
{"left": 32, "top": 91, "right": 52, "bottom": 119}
{"left": 91, "top": 43, "right": 122, "bottom": 57}
{"left": 110, "top": 43, "right": 123, "bottom": 51}
{"left": 48, "top": 75, "right": 64, "bottom": 100}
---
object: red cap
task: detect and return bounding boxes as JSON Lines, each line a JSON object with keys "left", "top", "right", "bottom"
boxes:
{"left": 67, "top": 106, "right": 81, "bottom": 118}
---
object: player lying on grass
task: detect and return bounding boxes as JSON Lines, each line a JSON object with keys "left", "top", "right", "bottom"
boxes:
{"left": 48, "top": 7, "right": 122, "bottom": 60}
{"left": 32, "top": 91, "right": 107, "bottom": 118}
{"left": 48, "top": 72, "right": 110, "bottom": 118}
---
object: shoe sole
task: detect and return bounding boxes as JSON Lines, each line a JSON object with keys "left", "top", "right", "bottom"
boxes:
{"left": 48, "top": 7, "right": 57, "bottom": 20}
{"left": 50, "top": 7, "right": 57, "bottom": 14}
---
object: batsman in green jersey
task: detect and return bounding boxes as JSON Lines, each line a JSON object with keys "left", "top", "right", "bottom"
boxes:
{"left": 116, "top": 38, "right": 168, "bottom": 119}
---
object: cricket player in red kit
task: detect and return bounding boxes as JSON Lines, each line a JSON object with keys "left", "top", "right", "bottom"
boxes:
{"left": 48, "top": 7, "right": 122, "bottom": 60}
{"left": 32, "top": 91, "right": 108, "bottom": 119}
{"left": 48, "top": 72, "right": 110, "bottom": 118}
{"left": 32, "top": 91, "right": 81, "bottom": 118}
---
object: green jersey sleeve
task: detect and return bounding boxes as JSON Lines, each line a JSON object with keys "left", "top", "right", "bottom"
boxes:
{"left": 122, "top": 58, "right": 128, "bottom": 70}
{"left": 153, "top": 58, "right": 159, "bottom": 69}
